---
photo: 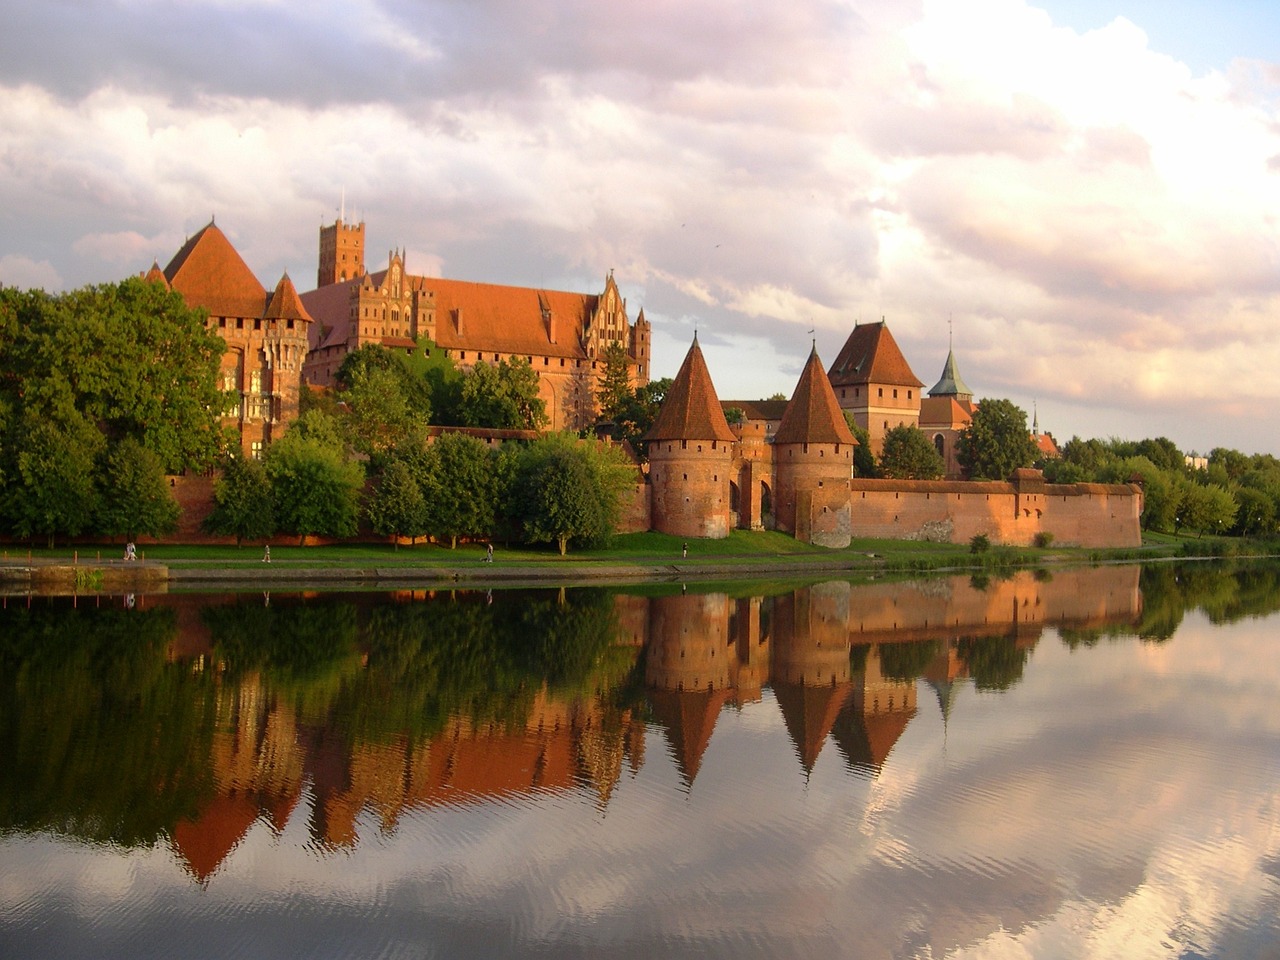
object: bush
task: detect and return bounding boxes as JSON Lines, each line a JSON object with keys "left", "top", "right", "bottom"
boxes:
{"left": 969, "top": 534, "right": 991, "bottom": 554}
{"left": 1033, "top": 531, "right": 1055, "bottom": 548}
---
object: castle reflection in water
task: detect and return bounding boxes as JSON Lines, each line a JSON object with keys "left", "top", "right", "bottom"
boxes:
{"left": 104, "top": 566, "right": 1136, "bottom": 883}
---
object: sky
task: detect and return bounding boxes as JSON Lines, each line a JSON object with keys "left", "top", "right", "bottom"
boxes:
{"left": 1, "top": 0, "right": 1278, "bottom": 457}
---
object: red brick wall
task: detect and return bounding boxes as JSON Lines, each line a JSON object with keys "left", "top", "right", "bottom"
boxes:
{"left": 847, "top": 476, "right": 1142, "bottom": 547}
{"left": 648, "top": 440, "right": 734, "bottom": 539}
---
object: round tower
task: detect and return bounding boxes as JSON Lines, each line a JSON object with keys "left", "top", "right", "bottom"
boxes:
{"left": 644, "top": 335, "right": 737, "bottom": 539}
{"left": 773, "top": 345, "right": 857, "bottom": 547}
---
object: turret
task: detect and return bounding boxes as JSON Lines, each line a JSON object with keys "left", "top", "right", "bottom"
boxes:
{"left": 773, "top": 345, "right": 857, "bottom": 547}
{"left": 644, "top": 335, "right": 736, "bottom": 539}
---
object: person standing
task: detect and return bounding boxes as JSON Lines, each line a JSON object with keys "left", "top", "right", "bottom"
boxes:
{"left": 486, "top": 543, "right": 494, "bottom": 563}
{"left": 262, "top": 544, "right": 271, "bottom": 563}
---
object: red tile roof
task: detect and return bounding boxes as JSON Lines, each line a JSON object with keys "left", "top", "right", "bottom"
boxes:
{"left": 919, "top": 395, "right": 975, "bottom": 430}
{"left": 263, "top": 273, "right": 313, "bottom": 323}
{"left": 720, "top": 399, "right": 789, "bottom": 422}
{"left": 301, "top": 270, "right": 607, "bottom": 360}
{"left": 645, "top": 336, "right": 737, "bottom": 442}
{"left": 774, "top": 346, "right": 858, "bottom": 445}
{"left": 828, "top": 321, "right": 922, "bottom": 388}
{"left": 164, "top": 222, "right": 268, "bottom": 319}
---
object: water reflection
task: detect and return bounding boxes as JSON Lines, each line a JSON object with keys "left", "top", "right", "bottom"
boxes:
{"left": 2, "top": 561, "right": 1279, "bottom": 958}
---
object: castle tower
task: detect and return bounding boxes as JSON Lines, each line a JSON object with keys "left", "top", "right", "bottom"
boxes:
{"left": 317, "top": 217, "right": 365, "bottom": 287}
{"left": 644, "top": 334, "right": 737, "bottom": 539}
{"left": 773, "top": 344, "right": 857, "bottom": 547}
{"left": 827, "top": 320, "right": 923, "bottom": 455}
{"left": 919, "top": 343, "right": 976, "bottom": 478}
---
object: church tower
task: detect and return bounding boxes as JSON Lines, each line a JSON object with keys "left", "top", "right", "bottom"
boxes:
{"left": 644, "top": 334, "right": 737, "bottom": 539}
{"left": 773, "top": 344, "right": 857, "bottom": 547}
{"left": 317, "top": 217, "right": 365, "bottom": 287}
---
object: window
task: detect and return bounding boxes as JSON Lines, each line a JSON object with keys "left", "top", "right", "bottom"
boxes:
{"left": 251, "top": 441, "right": 263, "bottom": 460}
{"left": 878, "top": 388, "right": 883, "bottom": 398}
{"left": 893, "top": 388, "right": 898, "bottom": 398}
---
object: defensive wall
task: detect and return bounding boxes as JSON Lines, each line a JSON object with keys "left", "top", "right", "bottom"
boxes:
{"left": 842, "top": 471, "right": 1143, "bottom": 548}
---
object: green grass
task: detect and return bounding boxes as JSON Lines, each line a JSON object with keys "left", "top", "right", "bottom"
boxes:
{"left": 0, "top": 527, "right": 1218, "bottom": 578}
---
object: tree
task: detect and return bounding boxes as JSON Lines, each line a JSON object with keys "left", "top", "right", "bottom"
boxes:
{"left": 95, "top": 437, "right": 180, "bottom": 541}
{"left": 878, "top": 425, "right": 945, "bottom": 480}
{"left": 365, "top": 458, "right": 428, "bottom": 546}
{"left": 608, "top": 377, "right": 672, "bottom": 453}
{"left": 422, "top": 433, "right": 498, "bottom": 548}
{"left": 595, "top": 342, "right": 634, "bottom": 425}
{"left": 1104, "top": 455, "right": 1179, "bottom": 532}
{"left": 957, "top": 399, "right": 1038, "bottom": 480}
{"left": 510, "top": 435, "right": 634, "bottom": 554}
{"left": 265, "top": 430, "right": 365, "bottom": 545}
{"left": 203, "top": 455, "right": 276, "bottom": 546}
{"left": 339, "top": 363, "right": 429, "bottom": 461}
{"left": 843, "top": 412, "right": 876, "bottom": 478}
{"left": 456, "top": 357, "right": 547, "bottom": 431}
{"left": 1179, "top": 483, "right": 1237, "bottom": 538}
{"left": 12, "top": 278, "right": 225, "bottom": 472}
{"left": 4, "top": 414, "right": 102, "bottom": 547}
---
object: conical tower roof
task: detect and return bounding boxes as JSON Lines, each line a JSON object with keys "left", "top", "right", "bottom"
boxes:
{"left": 164, "top": 221, "right": 267, "bottom": 319}
{"left": 928, "top": 348, "right": 972, "bottom": 399}
{"left": 644, "top": 335, "right": 737, "bottom": 442}
{"left": 774, "top": 345, "right": 858, "bottom": 445}
{"left": 264, "top": 272, "right": 314, "bottom": 323}
{"left": 142, "top": 260, "right": 170, "bottom": 288}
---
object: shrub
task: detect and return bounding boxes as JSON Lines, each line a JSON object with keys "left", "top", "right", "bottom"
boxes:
{"left": 1033, "top": 531, "right": 1055, "bottom": 548}
{"left": 969, "top": 534, "right": 991, "bottom": 554}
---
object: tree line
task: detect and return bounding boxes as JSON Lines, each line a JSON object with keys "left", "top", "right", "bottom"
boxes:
{"left": 0, "top": 281, "right": 635, "bottom": 550}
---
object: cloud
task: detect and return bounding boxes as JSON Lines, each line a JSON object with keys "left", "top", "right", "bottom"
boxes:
{"left": 1, "top": 0, "right": 1279, "bottom": 452}
{"left": 0, "top": 254, "right": 62, "bottom": 290}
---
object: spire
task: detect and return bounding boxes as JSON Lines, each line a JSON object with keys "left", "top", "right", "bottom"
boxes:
{"left": 644, "top": 336, "right": 736, "bottom": 442}
{"left": 264, "top": 272, "right": 314, "bottom": 323}
{"left": 928, "top": 347, "right": 973, "bottom": 399}
{"left": 1033, "top": 401, "right": 1040, "bottom": 436}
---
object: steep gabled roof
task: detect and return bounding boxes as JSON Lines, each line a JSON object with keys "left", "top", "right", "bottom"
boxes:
{"left": 774, "top": 346, "right": 858, "bottom": 445}
{"left": 928, "top": 348, "right": 972, "bottom": 398}
{"left": 427, "top": 276, "right": 597, "bottom": 358}
{"left": 645, "top": 335, "right": 737, "bottom": 442}
{"left": 828, "top": 321, "right": 922, "bottom": 388}
{"left": 264, "top": 272, "right": 314, "bottom": 323}
{"left": 164, "top": 222, "right": 267, "bottom": 319}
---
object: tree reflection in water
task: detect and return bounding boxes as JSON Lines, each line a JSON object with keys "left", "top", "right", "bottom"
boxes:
{"left": 1, "top": 559, "right": 1279, "bottom": 867}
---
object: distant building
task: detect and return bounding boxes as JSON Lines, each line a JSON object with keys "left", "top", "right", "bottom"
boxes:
{"left": 301, "top": 218, "right": 651, "bottom": 433}
{"left": 145, "top": 222, "right": 312, "bottom": 458}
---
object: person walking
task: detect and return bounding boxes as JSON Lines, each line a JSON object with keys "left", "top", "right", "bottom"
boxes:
{"left": 485, "top": 543, "right": 494, "bottom": 563}
{"left": 682, "top": 542, "right": 688, "bottom": 559}
{"left": 262, "top": 544, "right": 271, "bottom": 563}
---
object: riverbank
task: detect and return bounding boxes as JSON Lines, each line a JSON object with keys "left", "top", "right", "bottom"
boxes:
{"left": 1, "top": 529, "right": 1247, "bottom": 594}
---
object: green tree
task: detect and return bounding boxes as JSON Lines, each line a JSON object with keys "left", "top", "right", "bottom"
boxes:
{"left": 365, "top": 457, "right": 428, "bottom": 546}
{"left": 1179, "top": 483, "right": 1237, "bottom": 538}
{"left": 95, "top": 437, "right": 180, "bottom": 541}
{"left": 1104, "top": 455, "right": 1179, "bottom": 532}
{"left": 458, "top": 358, "right": 548, "bottom": 430}
{"left": 511, "top": 435, "right": 634, "bottom": 554}
{"left": 203, "top": 455, "right": 276, "bottom": 546}
{"left": 4, "top": 414, "right": 102, "bottom": 547}
{"left": 878, "top": 425, "right": 945, "bottom": 480}
{"left": 957, "top": 398, "right": 1038, "bottom": 480}
{"left": 340, "top": 363, "right": 429, "bottom": 461}
{"left": 844, "top": 412, "right": 876, "bottom": 478}
{"left": 422, "top": 433, "right": 498, "bottom": 548}
{"left": 13, "top": 278, "right": 225, "bottom": 472}
{"left": 265, "top": 429, "right": 365, "bottom": 545}
{"left": 608, "top": 377, "right": 673, "bottom": 453}
{"left": 595, "top": 342, "right": 634, "bottom": 424}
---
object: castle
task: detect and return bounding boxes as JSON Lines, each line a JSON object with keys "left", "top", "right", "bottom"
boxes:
{"left": 143, "top": 222, "right": 313, "bottom": 459}
{"left": 145, "top": 217, "right": 1135, "bottom": 550}
{"left": 643, "top": 333, "right": 1141, "bottom": 548}
{"left": 300, "top": 218, "right": 651, "bottom": 432}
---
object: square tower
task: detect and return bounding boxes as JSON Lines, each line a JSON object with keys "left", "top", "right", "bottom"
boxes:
{"left": 318, "top": 218, "right": 365, "bottom": 287}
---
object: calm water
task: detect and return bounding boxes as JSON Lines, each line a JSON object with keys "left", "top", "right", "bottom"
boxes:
{"left": 2, "top": 562, "right": 1279, "bottom": 960}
